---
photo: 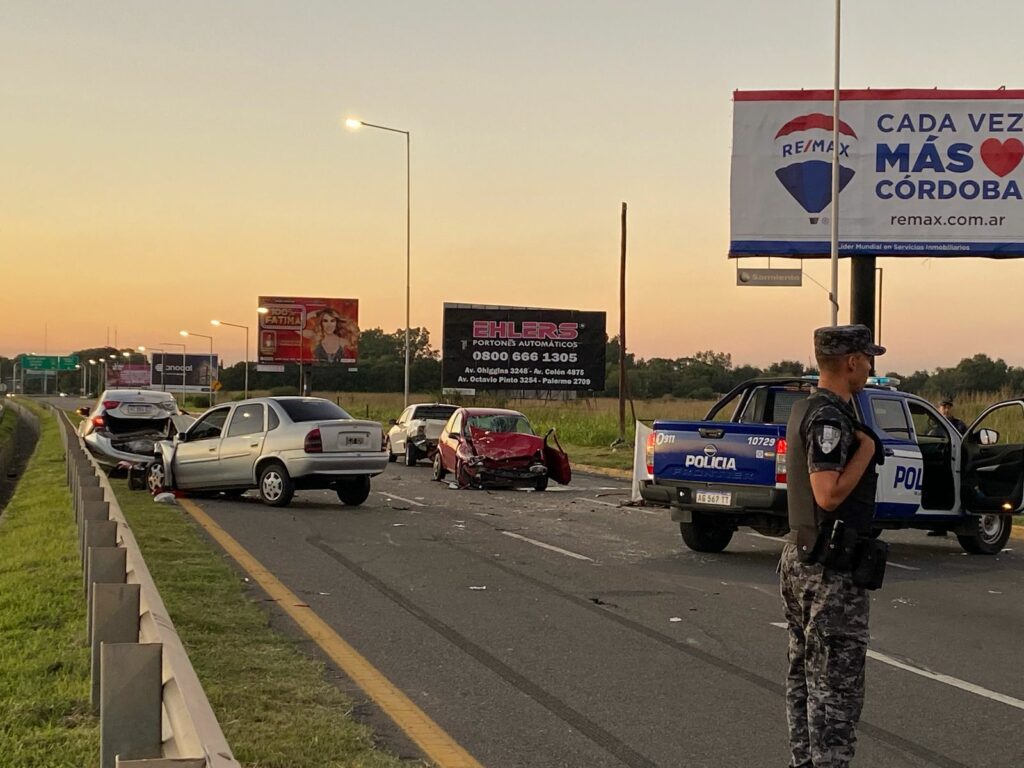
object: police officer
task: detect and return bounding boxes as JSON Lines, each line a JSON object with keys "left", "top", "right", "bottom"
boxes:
{"left": 938, "top": 398, "right": 968, "bottom": 435}
{"left": 780, "top": 324, "right": 885, "bottom": 768}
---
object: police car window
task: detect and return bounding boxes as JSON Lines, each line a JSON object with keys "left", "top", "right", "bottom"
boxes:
{"left": 908, "top": 401, "right": 947, "bottom": 442}
{"left": 871, "top": 397, "right": 912, "bottom": 439}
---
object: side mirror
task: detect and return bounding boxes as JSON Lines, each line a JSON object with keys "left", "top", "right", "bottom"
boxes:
{"left": 177, "top": 432, "right": 187, "bottom": 442}
{"left": 978, "top": 428, "right": 999, "bottom": 446}
{"left": 76, "top": 407, "right": 90, "bottom": 417}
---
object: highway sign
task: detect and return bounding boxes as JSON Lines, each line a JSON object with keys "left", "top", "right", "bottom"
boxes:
{"left": 21, "top": 355, "right": 80, "bottom": 371}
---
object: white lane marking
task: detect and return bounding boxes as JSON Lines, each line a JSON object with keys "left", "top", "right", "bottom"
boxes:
{"left": 590, "top": 499, "right": 621, "bottom": 508}
{"left": 500, "top": 531, "right": 594, "bottom": 562}
{"left": 376, "top": 492, "right": 427, "bottom": 507}
{"left": 769, "top": 623, "right": 1024, "bottom": 711}
{"left": 886, "top": 561, "right": 920, "bottom": 572}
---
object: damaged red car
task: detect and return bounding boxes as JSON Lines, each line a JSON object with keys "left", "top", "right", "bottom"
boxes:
{"left": 432, "top": 407, "right": 571, "bottom": 491}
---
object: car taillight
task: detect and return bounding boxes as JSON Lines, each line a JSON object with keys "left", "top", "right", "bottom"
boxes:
{"left": 304, "top": 428, "right": 323, "bottom": 453}
{"left": 775, "top": 438, "right": 787, "bottom": 484}
{"left": 646, "top": 432, "right": 656, "bottom": 476}
{"left": 102, "top": 400, "right": 120, "bottom": 410}
{"left": 92, "top": 416, "right": 105, "bottom": 428}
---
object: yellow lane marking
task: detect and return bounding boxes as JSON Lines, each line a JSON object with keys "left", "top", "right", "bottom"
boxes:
{"left": 179, "top": 498, "right": 485, "bottom": 768}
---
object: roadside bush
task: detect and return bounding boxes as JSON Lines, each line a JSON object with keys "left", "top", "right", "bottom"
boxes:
{"left": 268, "top": 386, "right": 299, "bottom": 397}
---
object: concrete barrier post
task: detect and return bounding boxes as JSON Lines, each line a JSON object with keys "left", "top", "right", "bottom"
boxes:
{"left": 100, "top": 642, "right": 163, "bottom": 768}
{"left": 86, "top": 546, "right": 127, "bottom": 602}
{"left": 80, "top": 502, "right": 112, "bottom": 566}
{"left": 77, "top": 483, "right": 104, "bottom": 525}
{"left": 90, "top": 583, "right": 141, "bottom": 710}
{"left": 83, "top": 518, "right": 118, "bottom": 578}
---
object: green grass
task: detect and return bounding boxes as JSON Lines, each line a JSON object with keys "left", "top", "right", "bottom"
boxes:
{"left": 110, "top": 479, "right": 420, "bottom": 768}
{"left": 0, "top": 401, "right": 99, "bottom": 766}
{"left": 0, "top": 401, "right": 17, "bottom": 445}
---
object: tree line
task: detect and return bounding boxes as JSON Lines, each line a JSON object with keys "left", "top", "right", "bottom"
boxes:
{"left": 3, "top": 331, "right": 1023, "bottom": 402}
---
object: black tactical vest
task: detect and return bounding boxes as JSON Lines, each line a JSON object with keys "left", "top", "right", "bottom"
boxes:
{"left": 786, "top": 391, "right": 877, "bottom": 542}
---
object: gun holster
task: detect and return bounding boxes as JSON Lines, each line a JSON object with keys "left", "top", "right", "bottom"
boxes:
{"left": 817, "top": 520, "right": 859, "bottom": 571}
{"left": 852, "top": 538, "right": 889, "bottom": 590}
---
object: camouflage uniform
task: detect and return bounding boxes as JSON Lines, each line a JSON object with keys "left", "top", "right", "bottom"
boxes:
{"left": 781, "top": 325, "right": 884, "bottom": 768}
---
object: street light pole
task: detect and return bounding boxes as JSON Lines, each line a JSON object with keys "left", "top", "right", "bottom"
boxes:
{"left": 211, "top": 320, "right": 249, "bottom": 399}
{"left": 345, "top": 117, "right": 412, "bottom": 407}
{"left": 830, "top": 0, "right": 842, "bottom": 326}
{"left": 181, "top": 331, "right": 214, "bottom": 407}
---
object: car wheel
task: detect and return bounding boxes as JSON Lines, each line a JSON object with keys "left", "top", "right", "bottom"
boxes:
{"left": 679, "top": 514, "right": 734, "bottom": 553}
{"left": 533, "top": 475, "right": 548, "bottom": 492}
{"left": 387, "top": 437, "right": 398, "bottom": 463}
{"left": 258, "top": 462, "right": 294, "bottom": 508}
{"left": 455, "top": 460, "right": 474, "bottom": 489}
{"left": 405, "top": 443, "right": 418, "bottom": 467}
{"left": 432, "top": 452, "right": 447, "bottom": 481}
{"left": 336, "top": 476, "right": 371, "bottom": 506}
{"left": 957, "top": 514, "right": 1011, "bottom": 555}
{"left": 146, "top": 461, "right": 166, "bottom": 495}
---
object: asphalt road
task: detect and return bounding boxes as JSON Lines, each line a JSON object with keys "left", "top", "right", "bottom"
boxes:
{"left": 162, "top": 460, "right": 1024, "bottom": 768}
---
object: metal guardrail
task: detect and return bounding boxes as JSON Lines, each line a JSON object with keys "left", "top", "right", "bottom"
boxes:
{"left": 56, "top": 407, "right": 241, "bottom": 768}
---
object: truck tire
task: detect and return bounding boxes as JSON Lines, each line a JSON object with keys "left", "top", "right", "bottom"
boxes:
{"left": 679, "top": 515, "right": 734, "bottom": 553}
{"left": 956, "top": 514, "right": 1011, "bottom": 555}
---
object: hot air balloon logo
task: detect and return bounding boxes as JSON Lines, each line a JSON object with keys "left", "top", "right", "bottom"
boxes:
{"left": 774, "top": 113, "right": 858, "bottom": 223}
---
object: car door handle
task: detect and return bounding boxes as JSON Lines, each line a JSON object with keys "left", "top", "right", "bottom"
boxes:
{"left": 884, "top": 448, "right": 895, "bottom": 456}
{"left": 249, "top": 442, "right": 259, "bottom": 448}
{"left": 208, "top": 447, "right": 217, "bottom": 452}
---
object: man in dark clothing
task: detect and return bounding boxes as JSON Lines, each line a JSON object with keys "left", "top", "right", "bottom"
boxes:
{"left": 939, "top": 399, "right": 968, "bottom": 435}
{"left": 781, "top": 324, "right": 885, "bottom": 768}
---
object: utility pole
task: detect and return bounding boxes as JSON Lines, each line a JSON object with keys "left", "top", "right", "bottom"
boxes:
{"left": 616, "top": 202, "right": 628, "bottom": 446}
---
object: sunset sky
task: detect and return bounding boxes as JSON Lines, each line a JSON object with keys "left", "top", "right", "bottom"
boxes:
{"left": 3, "top": 1, "right": 1023, "bottom": 375}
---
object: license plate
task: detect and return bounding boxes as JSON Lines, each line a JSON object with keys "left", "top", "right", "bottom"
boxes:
{"left": 695, "top": 490, "right": 732, "bottom": 506}
{"left": 343, "top": 435, "right": 366, "bottom": 447}
{"left": 124, "top": 405, "right": 149, "bottom": 415}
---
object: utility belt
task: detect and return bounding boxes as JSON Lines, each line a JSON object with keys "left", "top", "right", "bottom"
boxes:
{"left": 794, "top": 520, "right": 889, "bottom": 590}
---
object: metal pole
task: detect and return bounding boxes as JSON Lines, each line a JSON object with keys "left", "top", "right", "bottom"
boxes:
{"left": 208, "top": 339, "right": 214, "bottom": 407}
{"left": 404, "top": 130, "right": 411, "bottom": 408}
{"left": 618, "top": 202, "right": 627, "bottom": 444}
{"left": 244, "top": 324, "right": 250, "bottom": 399}
{"left": 876, "top": 266, "right": 884, "bottom": 345}
{"left": 830, "top": 0, "right": 841, "bottom": 326}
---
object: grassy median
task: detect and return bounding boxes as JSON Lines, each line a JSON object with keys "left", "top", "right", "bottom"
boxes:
{"left": 0, "top": 401, "right": 98, "bottom": 766}
{"left": 110, "top": 478, "right": 420, "bottom": 768}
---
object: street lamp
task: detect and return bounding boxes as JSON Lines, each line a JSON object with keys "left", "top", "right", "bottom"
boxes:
{"left": 875, "top": 267, "right": 884, "bottom": 346}
{"left": 345, "top": 116, "right": 412, "bottom": 407}
{"left": 211, "top": 319, "right": 250, "bottom": 399}
{"left": 139, "top": 346, "right": 167, "bottom": 391}
{"left": 160, "top": 342, "right": 187, "bottom": 405}
{"left": 181, "top": 330, "right": 215, "bottom": 407}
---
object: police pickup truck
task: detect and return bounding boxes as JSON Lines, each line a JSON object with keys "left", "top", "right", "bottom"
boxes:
{"left": 641, "top": 377, "right": 1023, "bottom": 555}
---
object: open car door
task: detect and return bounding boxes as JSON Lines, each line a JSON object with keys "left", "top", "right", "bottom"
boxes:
{"left": 961, "top": 400, "right": 1024, "bottom": 514}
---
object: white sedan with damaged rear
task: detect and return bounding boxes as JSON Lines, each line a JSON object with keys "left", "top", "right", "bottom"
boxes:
{"left": 147, "top": 397, "right": 388, "bottom": 507}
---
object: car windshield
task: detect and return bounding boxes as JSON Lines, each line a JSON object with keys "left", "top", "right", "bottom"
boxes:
{"left": 277, "top": 399, "right": 352, "bottom": 422}
{"left": 414, "top": 405, "right": 458, "bottom": 421}
{"left": 467, "top": 414, "right": 534, "bottom": 435}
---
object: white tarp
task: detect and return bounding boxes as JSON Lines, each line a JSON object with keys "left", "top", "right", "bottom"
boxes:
{"left": 631, "top": 420, "right": 653, "bottom": 503}
{"left": 731, "top": 89, "right": 1024, "bottom": 258}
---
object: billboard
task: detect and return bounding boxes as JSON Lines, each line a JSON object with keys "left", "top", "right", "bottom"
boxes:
{"left": 258, "top": 296, "right": 359, "bottom": 365}
{"left": 150, "top": 354, "right": 219, "bottom": 393}
{"left": 731, "top": 89, "right": 1024, "bottom": 258}
{"left": 442, "top": 304, "right": 606, "bottom": 391}
{"left": 105, "top": 363, "right": 152, "bottom": 388}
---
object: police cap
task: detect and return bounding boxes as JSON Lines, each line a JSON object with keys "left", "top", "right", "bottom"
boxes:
{"left": 814, "top": 324, "right": 886, "bottom": 357}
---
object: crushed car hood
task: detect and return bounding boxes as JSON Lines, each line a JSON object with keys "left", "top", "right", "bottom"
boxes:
{"left": 468, "top": 427, "right": 545, "bottom": 461}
